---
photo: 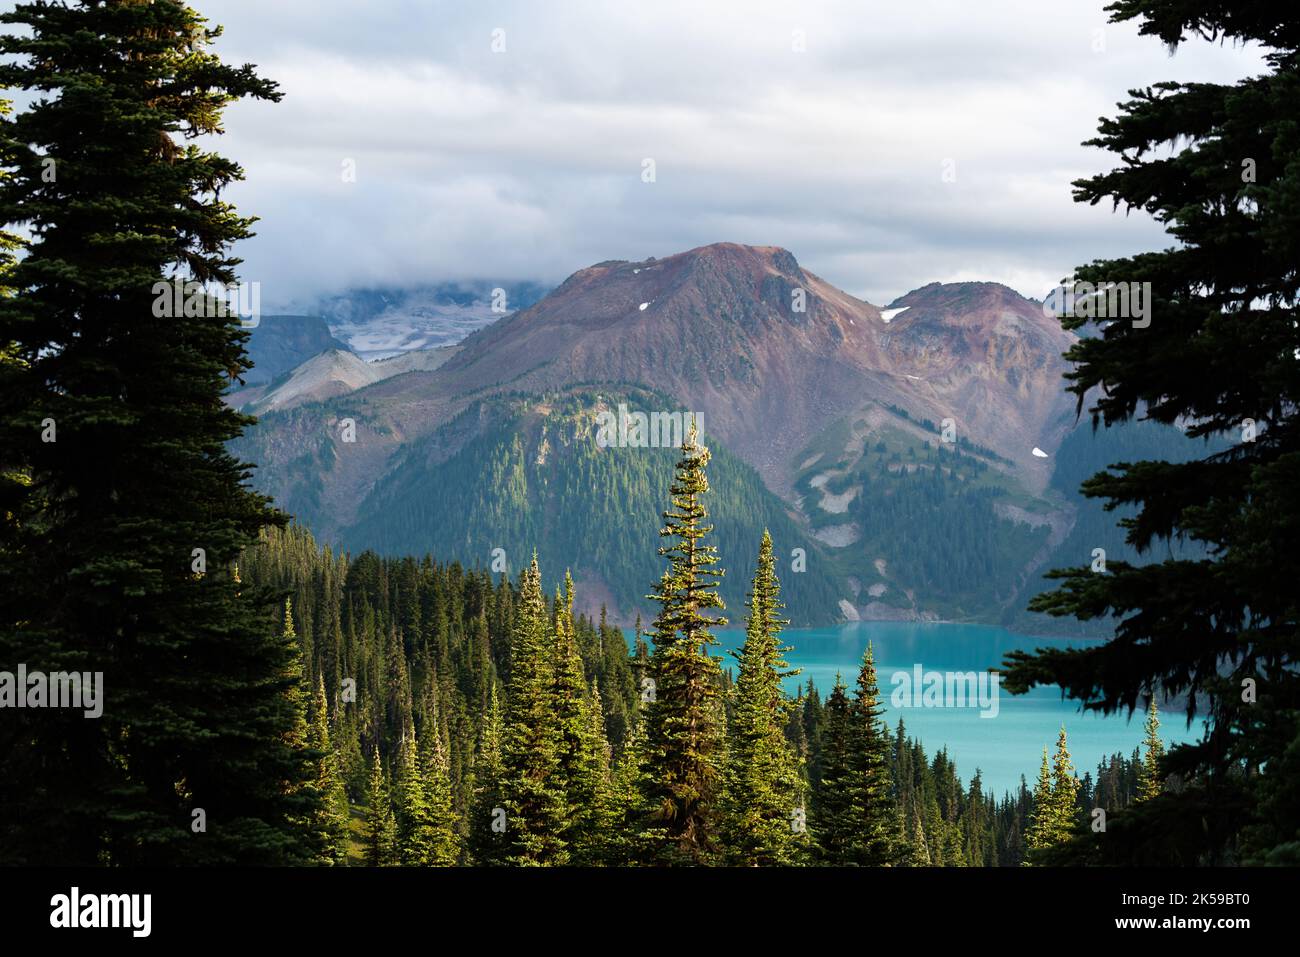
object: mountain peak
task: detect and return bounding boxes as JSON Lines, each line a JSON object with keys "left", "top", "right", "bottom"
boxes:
{"left": 887, "top": 280, "right": 1030, "bottom": 312}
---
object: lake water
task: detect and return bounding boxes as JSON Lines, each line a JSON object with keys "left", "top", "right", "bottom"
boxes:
{"left": 708, "top": 621, "right": 1202, "bottom": 797}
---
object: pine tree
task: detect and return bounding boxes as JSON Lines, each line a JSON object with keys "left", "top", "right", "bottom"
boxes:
{"left": 551, "top": 573, "right": 605, "bottom": 863}
{"left": 468, "top": 683, "right": 507, "bottom": 865}
{"left": 1136, "top": 697, "right": 1165, "bottom": 802}
{"left": 720, "top": 530, "right": 805, "bottom": 865}
{"left": 420, "top": 727, "right": 460, "bottom": 865}
{"left": 395, "top": 732, "right": 435, "bottom": 865}
{"left": 307, "top": 674, "right": 351, "bottom": 865}
{"left": 1024, "top": 728, "right": 1080, "bottom": 863}
{"left": 1050, "top": 726, "right": 1081, "bottom": 831}
{"left": 641, "top": 420, "right": 728, "bottom": 864}
{"left": 850, "top": 643, "right": 898, "bottom": 865}
{"left": 905, "top": 804, "right": 931, "bottom": 866}
{"left": 1024, "top": 748, "right": 1055, "bottom": 863}
{"left": 607, "top": 708, "right": 652, "bottom": 865}
{"left": 1002, "top": 0, "right": 1300, "bottom": 863}
{"left": 364, "top": 747, "right": 398, "bottom": 867}
{"left": 810, "top": 675, "right": 857, "bottom": 863}
{"left": 0, "top": 0, "right": 316, "bottom": 865}
{"left": 497, "top": 557, "right": 568, "bottom": 865}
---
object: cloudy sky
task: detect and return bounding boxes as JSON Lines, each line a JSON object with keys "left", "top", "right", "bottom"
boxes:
{"left": 206, "top": 0, "right": 1266, "bottom": 308}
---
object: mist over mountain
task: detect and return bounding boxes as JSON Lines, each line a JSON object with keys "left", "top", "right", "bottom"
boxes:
{"left": 305, "top": 280, "right": 552, "bottom": 360}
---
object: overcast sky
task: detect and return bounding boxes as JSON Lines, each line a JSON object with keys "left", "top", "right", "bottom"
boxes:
{"left": 203, "top": 0, "right": 1266, "bottom": 308}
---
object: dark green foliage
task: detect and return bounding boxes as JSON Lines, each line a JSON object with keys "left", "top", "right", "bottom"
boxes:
{"left": 720, "top": 531, "right": 806, "bottom": 865}
{"left": 807, "top": 647, "right": 899, "bottom": 864}
{"left": 641, "top": 422, "right": 728, "bottom": 864}
{"left": 306, "top": 673, "right": 351, "bottom": 865}
{"left": 809, "top": 676, "right": 858, "bottom": 862}
{"left": 494, "top": 558, "right": 567, "bottom": 864}
{"left": 1004, "top": 0, "right": 1300, "bottom": 864}
{"left": 306, "top": 390, "right": 844, "bottom": 625}
{"left": 237, "top": 524, "right": 639, "bottom": 866}
{"left": 838, "top": 445, "right": 1048, "bottom": 619}
{"left": 0, "top": 0, "right": 324, "bottom": 865}
{"left": 364, "top": 748, "right": 398, "bottom": 867}
{"left": 849, "top": 645, "right": 898, "bottom": 864}
{"left": 551, "top": 576, "right": 611, "bottom": 864}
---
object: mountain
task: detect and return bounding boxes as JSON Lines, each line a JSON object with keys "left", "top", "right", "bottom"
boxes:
{"left": 342, "top": 388, "right": 846, "bottom": 624}
{"left": 368, "top": 243, "right": 1075, "bottom": 496}
{"left": 235, "top": 243, "right": 1086, "bottom": 625}
{"left": 241, "top": 314, "right": 350, "bottom": 387}
{"left": 234, "top": 345, "right": 461, "bottom": 414}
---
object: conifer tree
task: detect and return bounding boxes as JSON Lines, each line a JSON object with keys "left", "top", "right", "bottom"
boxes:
{"left": 1003, "top": 0, "right": 1300, "bottom": 862}
{"left": 468, "top": 683, "right": 507, "bottom": 865}
{"left": 642, "top": 421, "right": 728, "bottom": 864}
{"left": 551, "top": 573, "right": 605, "bottom": 863}
{"left": 905, "top": 804, "right": 931, "bottom": 866}
{"left": 0, "top": 0, "right": 315, "bottom": 864}
{"left": 720, "top": 530, "right": 804, "bottom": 865}
{"left": 395, "top": 732, "right": 435, "bottom": 865}
{"left": 1136, "top": 697, "right": 1165, "bottom": 802}
{"left": 307, "top": 674, "right": 351, "bottom": 865}
{"left": 578, "top": 681, "right": 621, "bottom": 865}
{"left": 1024, "top": 748, "right": 1055, "bottom": 862}
{"left": 497, "top": 557, "right": 568, "bottom": 865}
{"left": 850, "top": 643, "right": 897, "bottom": 865}
{"left": 420, "top": 727, "right": 460, "bottom": 865}
{"left": 1025, "top": 728, "right": 1080, "bottom": 863}
{"left": 364, "top": 747, "right": 398, "bottom": 867}
{"left": 810, "top": 675, "right": 857, "bottom": 863}
{"left": 607, "top": 708, "right": 652, "bottom": 865}
{"left": 1050, "top": 727, "right": 1081, "bottom": 827}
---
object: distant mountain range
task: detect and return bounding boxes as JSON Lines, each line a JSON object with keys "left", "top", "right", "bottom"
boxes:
{"left": 230, "top": 243, "right": 1204, "bottom": 630}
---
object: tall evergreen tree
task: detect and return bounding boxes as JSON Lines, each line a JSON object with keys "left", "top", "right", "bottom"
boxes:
{"left": 607, "top": 707, "right": 651, "bottom": 865}
{"left": 395, "top": 732, "right": 435, "bottom": 865}
{"left": 307, "top": 674, "right": 351, "bottom": 865}
{"left": 496, "top": 557, "right": 567, "bottom": 865}
{"left": 720, "top": 530, "right": 805, "bottom": 865}
{"left": 551, "top": 573, "right": 605, "bottom": 864}
{"left": 0, "top": 0, "right": 314, "bottom": 864}
{"left": 1024, "top": 748, "right": 1055, "bottom": 863}
{"left": 420, "top": 725, "right": 460, "bottom": 865}
{"left": 810, "top": 675, "right": 857, "bottom": 863}
{"left": 1024, "top": 728, "right": 1080, "bottom": 863}
{"left": 1136, "top": 697, "right": 1166, "bottom": 803}
{"left": 364, "top": 747, "right": 398, "bottom": 867}
{"left": 468, "top": 683, "right": 507, "bottom": 865}
{"left": 849, "top": 643, "right": 898, "bottom": 865}
{"left": 642, "top": 421, "right": 728, "bottom": 864}
{"left": 1003, "top": 0, "right": 1300, "bottom": 863}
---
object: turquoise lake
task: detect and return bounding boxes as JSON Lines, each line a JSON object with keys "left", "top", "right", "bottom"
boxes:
{"left": 704, "top": 621, "right": 1201, "bottom": 797}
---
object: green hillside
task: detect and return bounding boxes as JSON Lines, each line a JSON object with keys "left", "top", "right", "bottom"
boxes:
{"left": 341, "top": 389, "right": 847, "bottom": 625}
{"left": 1003, "top": 417, "right": 1228, "bottom": 636}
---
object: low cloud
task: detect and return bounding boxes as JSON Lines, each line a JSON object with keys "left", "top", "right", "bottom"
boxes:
{"left": 204, "top": 0, "right": 1266, "bottom": 306}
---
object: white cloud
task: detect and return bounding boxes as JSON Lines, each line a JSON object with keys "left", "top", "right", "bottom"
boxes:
{"left": 200, "top": 0, "right": 1268, "bottom": 305}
